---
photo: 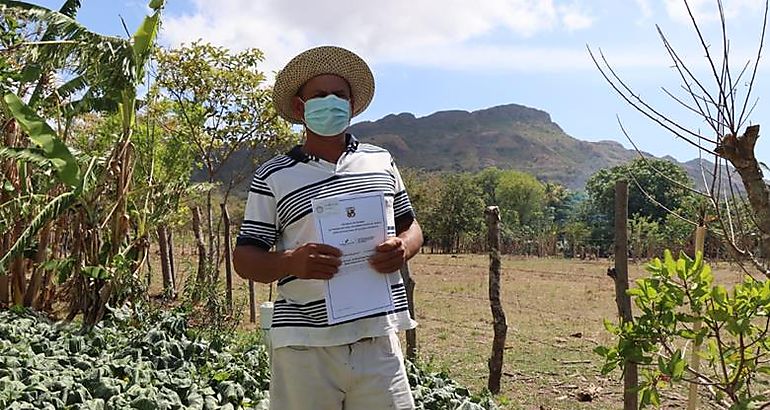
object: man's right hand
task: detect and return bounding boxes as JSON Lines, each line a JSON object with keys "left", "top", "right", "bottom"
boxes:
{"left": 287, "top": 243, "right": 342, "bottom": 280}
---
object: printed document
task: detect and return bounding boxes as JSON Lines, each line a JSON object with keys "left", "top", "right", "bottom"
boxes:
{"left": 312, "top": 192, "right": 395, "bottom": 324}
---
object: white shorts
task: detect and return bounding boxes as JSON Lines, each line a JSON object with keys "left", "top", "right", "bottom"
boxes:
{"left": 269, "top": 332, "right": 415, "bottom": 410}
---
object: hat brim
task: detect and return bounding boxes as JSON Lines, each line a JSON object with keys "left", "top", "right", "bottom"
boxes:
{"left": 273, "top": 46, "right": 375, "bottom": 124}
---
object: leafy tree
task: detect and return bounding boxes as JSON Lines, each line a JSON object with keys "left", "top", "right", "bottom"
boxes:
{"left": 584, "top": 158, "right": 694, "bottom": 253}
{"left": 586, "top": 158, "right": 693, "bottom": 223}
{"left": 153, "top": 41, "right": 297, "bottom": 283}
{"left": 496, "top": 169, "right": 545, "bottom": 228}
{"left": 597, "top": 250, "right": 770, "bottom": 408}
{"left": 628, "top": 214, "right": 663, "bottom": 259}
{"left": 399, "top": 167, "right": 443, "bottom": 249}
{"left": 474, "top": 167, "right": 503, "bottom": 207}
{"left": 433, "top": 173, "right": 484, "bottom": 253}
{"left": 562, "top": 221, "right": 591, "bottom": 257}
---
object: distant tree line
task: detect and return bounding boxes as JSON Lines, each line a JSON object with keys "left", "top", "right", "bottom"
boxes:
{"left": 402, "top": 158, "right": 732, "bottom": 259}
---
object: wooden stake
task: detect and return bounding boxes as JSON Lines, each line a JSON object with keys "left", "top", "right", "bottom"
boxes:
{"left": 687, "top": 225, "right": 707, "bottom": 410}
{"left": 249, "top": 280, "right": 256, "bottom": 323}
{"left": 400, "top": 263, "right": 417, "bottom": 362}
{"left": 486, "top": 206, "right": 507, "bottom": 394}
{"left": 614, "top": 181, "right": 637, "bottom": 410}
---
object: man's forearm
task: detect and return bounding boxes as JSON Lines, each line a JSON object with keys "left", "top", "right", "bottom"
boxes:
{"left": 398, "top": 219, "right": 424, "bottom": 261}
{"left": 233, "top": 246, "right": 292, "bottom": 284}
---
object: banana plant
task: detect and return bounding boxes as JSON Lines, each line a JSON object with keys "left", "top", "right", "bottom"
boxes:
{"left": 0, "top": 0, "right": 164, "bottom": 325}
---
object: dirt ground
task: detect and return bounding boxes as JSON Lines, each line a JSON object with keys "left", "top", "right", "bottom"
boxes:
{"left": 165, "top": 252, "right": 744, "bottom": 409}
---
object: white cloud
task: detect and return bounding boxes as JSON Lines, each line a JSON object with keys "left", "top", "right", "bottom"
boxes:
{"left": 634, "top": 0, "right": 654, "bottom": 22}
{"left": 558, "top": 2, "right": 595, "bottom": 31}
{"left": 161, "top": 0, "right": 598, "bottom": 73}
{"left": 663, "top": 0, "right": 766, "bottom": 24}
{"left": 392, "top": 43, "right": 677, "bottom": 72}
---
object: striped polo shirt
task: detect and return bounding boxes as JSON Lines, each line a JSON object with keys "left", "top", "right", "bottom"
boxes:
{"left": 236, "top": 134, "right": 417, "bottom": 349}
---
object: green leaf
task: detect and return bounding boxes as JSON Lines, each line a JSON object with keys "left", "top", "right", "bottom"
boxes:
{"left": 676, "top": 329, "right": 697, "bottom": 339}
{"left": 213, "top": 371, "right": 230, "bottom": 382}
{"left": 671, "top": 352, "right": 686, "bottom": 380}
{"left": 627, "top": 288, "right": 644, "bottom": 297}
{"left": 603, "top": 319, "right": 618, "bottom": 334}
{"left": 3, "top": 92, "right": 80, "bottom": 186}
{"left": 712, "top": 285, "right": 728, "bottom": 304}
{"left": 148, "top": 0, "right": 164, "bottom": 10}
{"left": 663, "top": 249, "right": 675, "bottom": 271}
{"left": 0, "top": 146, "right": 51, "bottom": 169}
{"left": 131, "top": 6, "right": 162, "bottom": 79}
{"left": 81, "top": 266, "right": 111, "bottom": 280}
{"left": 57, "top": 0, "right": 82, "bottom": 18}
{"left": 593, "top": 346, "right": 610, "bottom": 357}
{"left": 0, "top": 190, "right": 77, "bottom": 273}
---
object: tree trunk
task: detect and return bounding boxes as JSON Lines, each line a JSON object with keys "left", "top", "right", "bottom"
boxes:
{"left": 715, "top": 125, "right": 770, "bottom": 262}
{"left": 157, "top": 224, "right": 174, "bottom": 298}
{"left": 206, "top": 188, "right": 216, "bottom": 281}
{"left": 66, "top": 215, "right": 84, "bottom": 321}
{"left": 485, "top": 206, "right": 506, "bottom": 394}
{"left": 192, "top": 206, "right": 208, "bottom": 301}
{"left": 23, "top": 222, "right": 51, "bottom": 307}
{"left": 10, "top": 223, "right": 25, "bottom": 306}
{"left": 0, "top": 232, "right": 8, "bottom": 306}
{"left": 221, "top": 203, "right": 233, "bottom": 313}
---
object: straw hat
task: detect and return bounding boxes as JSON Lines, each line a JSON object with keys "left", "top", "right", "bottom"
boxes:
{"left": 273, "top": 46, "right": 375, "bottom": 124}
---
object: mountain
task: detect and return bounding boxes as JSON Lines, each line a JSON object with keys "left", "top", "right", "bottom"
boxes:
{"left": 350, "top": 104, "right": 646, "bottom": 189}
{"left": 350, "top": 103, "right": 728, "bottom": 191}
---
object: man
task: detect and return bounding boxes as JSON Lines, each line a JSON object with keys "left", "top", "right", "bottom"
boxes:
{"left": 233, "top": 45, "right": 423, "bottom": 410}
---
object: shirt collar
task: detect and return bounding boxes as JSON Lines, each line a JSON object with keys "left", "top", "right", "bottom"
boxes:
{"left": 287, "top": 134, "right": 359, "bottom": 162}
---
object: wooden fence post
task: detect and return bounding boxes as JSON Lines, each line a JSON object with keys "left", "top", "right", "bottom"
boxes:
{"left": 249, "top": 280, "right": 257, "bottom": 323}
{"left": 687, "top": 224, "right": 707, "bottom": 410}
{"left": 221, "top": 203, "right": 234, "bottom": 313}
{"left": 486, "top": 206, "right": 507, "bottom": 394}
{"left": 614, "top": 181, "right": 637, "bottom": 410}
{"left": 400, "top": 263, "right": 417, "bottom": 362}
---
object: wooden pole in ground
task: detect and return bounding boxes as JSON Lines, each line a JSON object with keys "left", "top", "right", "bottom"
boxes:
{"left": 687, "top": 224, "right": 707, "bottom": 410}
{"left": 400, "top": 263, "right": 417, "bottom": 362}
{"left": 248, "top": 280, "right": 256, "bottom": 323}
{"left": 614, "top": 181, "right": 637, "bottom": 410}
{"left": 486, "top": 206, "right": 507, "bottom": 394}
{"left": 167, "top": 229, "right": 177, "bottom": 297}
{"left": 221, "top": 203, "right": 234, "bottom": 313}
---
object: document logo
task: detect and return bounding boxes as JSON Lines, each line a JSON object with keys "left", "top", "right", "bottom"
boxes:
{"left": 346, "top": 207, "right": 356, "bottom": 218}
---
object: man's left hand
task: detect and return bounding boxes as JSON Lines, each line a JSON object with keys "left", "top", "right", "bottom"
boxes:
{"left": 369, "top": 237, "right": 408, "bottom": 274}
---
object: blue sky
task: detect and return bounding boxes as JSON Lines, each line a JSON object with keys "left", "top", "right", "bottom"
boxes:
{"left": 33, "top": 0, "right": 770, "bottom": 163}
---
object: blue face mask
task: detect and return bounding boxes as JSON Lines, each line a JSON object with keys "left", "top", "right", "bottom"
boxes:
{"left": 302, "top": 94, "right": 351, "bottom": 137}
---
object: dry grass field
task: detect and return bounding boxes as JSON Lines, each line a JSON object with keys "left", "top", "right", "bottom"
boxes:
{"left": 163, "top": 251, "right": 745, "bottom": 409}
